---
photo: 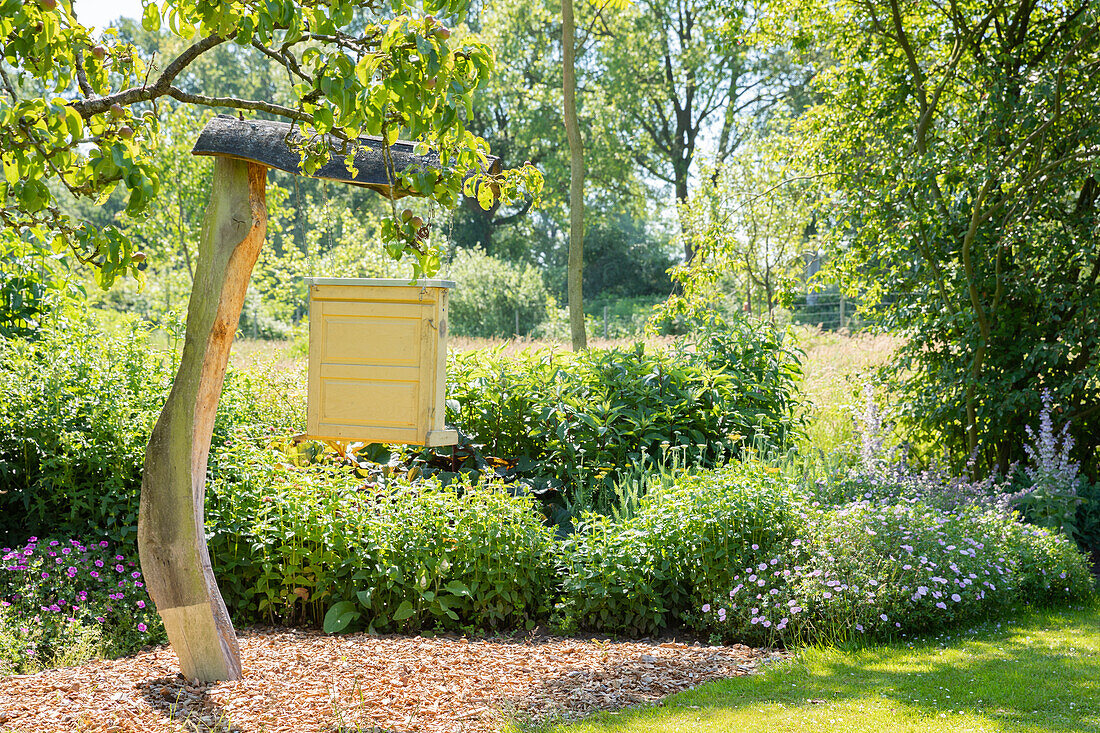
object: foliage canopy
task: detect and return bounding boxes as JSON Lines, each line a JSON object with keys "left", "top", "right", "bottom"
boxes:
{"left": 788, "top": 0, "right": 1100, "bottom": 473}
{"left": 0, "top": 0, "right": 541, "bottom": 285}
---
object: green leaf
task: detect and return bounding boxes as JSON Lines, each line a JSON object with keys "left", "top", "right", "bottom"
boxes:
{"left": 392, "top": 599, "right": 416, "bottom": 621}
{"left": 444, "top": 580, "right": 471, "bottom": 597}
{"left": 322, "top": 601, "right": 361, "bottom": 634}
{"left": 141, "top": 3, "right": 160, "bottom": 32}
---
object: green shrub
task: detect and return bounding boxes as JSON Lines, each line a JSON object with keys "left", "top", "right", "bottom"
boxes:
{"left": 0, "top": 305, "right": 304, "bottom": 546}
{"left": 444, "top": 247, "right": 554, "bottom": 337}
{"left": 1075, "top": 479, "right": 1100, "bottom": 569}
{"left": 205, "top": 457, "right": 558, "bottom": 633}
{"left": 556, "top": 462, "right": 804, "bottom": 634}
{"left": 447, "top": 321, "right": 803, "bottom": 501}
{"left": 0, "top": 309, "right": 171, "bottom": 544}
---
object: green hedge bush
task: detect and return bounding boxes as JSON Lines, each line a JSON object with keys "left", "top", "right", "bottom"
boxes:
{"left": 444, "top": 247, "right": 554, "bottom": 338}
{"left": 446, "top": 319, "right": 804, "bottom": 497}
{"left": 0, "top": 309, "right": 1092, "bottom": 655}
{"left": 0, "top": 306, "right": 303, "bottom": 546}
{"left": 205, "top": 456, "right": 559, "bottom": 632}
{"left": 556, "top": 463, "right": 803, "bottom": 634}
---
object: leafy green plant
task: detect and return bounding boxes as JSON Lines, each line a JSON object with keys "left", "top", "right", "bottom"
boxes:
{"left": 447, "top": 320, "right": 803, "bottom": 508}
{"left": 555, "top": 462, "right": 804, "bottom": 634}
{"left": 0, "top": 308, "right": 171, "bottom": 544}
{"left": 1075, "top": 479, "right": 1100, "bottom": 570}
{"left": 0, "top": 304, "right": 305, "bottom": 546}
{"left": 205, "top": 460, "right": 559, "bottom": 633}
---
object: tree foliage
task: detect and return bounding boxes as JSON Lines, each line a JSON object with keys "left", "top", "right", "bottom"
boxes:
{"left": 0, "top": 0, "right": 540, "bottom": 286}
{"left": 788, "top": 0, "right": 1100, "bottom": 472}
{"left": 670, "top": 140, "right": 813, "bottom": 322}
{"left": 599, "top": 0, "right": 783, "bottom": 259}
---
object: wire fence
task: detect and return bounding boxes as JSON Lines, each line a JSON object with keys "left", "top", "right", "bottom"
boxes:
{"left": 517, "top": 293, "right": 898, "bottom": 342}
{"left": 787, "top": 293, "right": 892, "bottom": 332}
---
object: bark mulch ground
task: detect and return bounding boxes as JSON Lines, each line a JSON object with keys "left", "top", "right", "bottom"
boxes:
{"left": 0, "top": 628, "right": 784, "bottom": 733}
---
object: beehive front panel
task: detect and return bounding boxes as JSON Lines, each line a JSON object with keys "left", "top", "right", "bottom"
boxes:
{"left": 307, "top": 287, "right": 430, "bottom": 442}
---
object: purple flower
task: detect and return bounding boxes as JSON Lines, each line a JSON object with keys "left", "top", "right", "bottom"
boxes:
{"left": 951, "top": 593, "right": 962, "bottom": 602}
{"left": 40, "top": 572, "right": 48, "bottom": 579}
{"left": 114, "top": 564, "right": 124, "bottom": 573}
{"left": 936, "top": 602, "right": 947, "bottom": 609}
{"left": 702, "top": 604, "right": 711, "bottom": 612}
{"left": 138, "top": 623, "right": 147, "bottom": 632}
{"left": 880, "top": 614, "right": 888, "bottom": 622}
{"left": 90, "top": 571, "right": 99, "bottom": 578}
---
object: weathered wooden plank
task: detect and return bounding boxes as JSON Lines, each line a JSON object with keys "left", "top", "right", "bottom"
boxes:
{"left": 191, "top": 115, "right": 500, "bottom": 196}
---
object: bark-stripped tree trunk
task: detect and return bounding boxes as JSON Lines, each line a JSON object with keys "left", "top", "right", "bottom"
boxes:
{"left": 138, "top": 157, "right": 268, "bottom": 682}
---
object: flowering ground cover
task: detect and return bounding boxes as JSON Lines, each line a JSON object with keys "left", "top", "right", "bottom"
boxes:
{"left": 0, "top": 538, "right": 163, "bottom": 674}
{"left": 699, "top": 498, "right": 1092, "bottom": 646}
{"left": 535, "top": 601, "right": 1100, "bottom": 733}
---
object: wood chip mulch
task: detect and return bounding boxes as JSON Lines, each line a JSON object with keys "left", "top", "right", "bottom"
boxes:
{"left": 0, "top": 629, "right": 784, "bottom": 733}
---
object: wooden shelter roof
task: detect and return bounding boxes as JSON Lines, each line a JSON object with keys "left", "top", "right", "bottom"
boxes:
{"left": 191, "top": 115, "right": 500, "bottom": 198}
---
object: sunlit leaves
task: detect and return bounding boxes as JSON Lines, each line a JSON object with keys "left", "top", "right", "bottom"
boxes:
{"left": 1, "top": 0, "right": 542, "bottom": 286}
{"left": 781, "top": 0, "right": 1100, "bottom": 470}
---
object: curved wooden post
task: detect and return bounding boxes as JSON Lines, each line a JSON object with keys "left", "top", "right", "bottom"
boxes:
{"left": 138, "top": 157, "right": 267, "bottom": 682}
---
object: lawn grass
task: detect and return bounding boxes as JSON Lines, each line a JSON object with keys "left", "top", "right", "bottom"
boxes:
{"left": 520, "top": 601, "right": 1100, "bottom": 733}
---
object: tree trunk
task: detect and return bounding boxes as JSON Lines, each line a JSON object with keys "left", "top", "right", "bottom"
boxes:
{"left": 138, "top": 157, "right": 268, "bottom": 682}
{"left": 675, "top": 169, "right": 692, "bottom": 262}
{"left": 562, "top": 0, "right": 587, "bottom": 351}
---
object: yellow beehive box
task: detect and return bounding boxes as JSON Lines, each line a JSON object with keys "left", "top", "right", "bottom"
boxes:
{"left": 305, "top": 278, "right": 457, "bottom": 446}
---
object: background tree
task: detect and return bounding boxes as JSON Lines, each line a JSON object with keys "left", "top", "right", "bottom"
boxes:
{"left": 452, "top": 0, "right": 655, "bottom": 297}
{"left": 668, "top": 138, "right": 813, "bottom": 323}
{"left": 561, "top": 0, "right": 586, "bottom": 349}
{"left": 785, "top": 0, "right": 1100, "bottom": 474}
{"left": 600, "top": 0, "right": 780, "bottom": 261}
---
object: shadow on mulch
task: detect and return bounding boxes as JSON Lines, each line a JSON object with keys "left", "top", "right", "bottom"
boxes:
{"left": 139, "top": 676, "right": 241, "bottom": 733}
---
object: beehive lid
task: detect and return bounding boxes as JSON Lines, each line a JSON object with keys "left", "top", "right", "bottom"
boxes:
{"left": 305, "top": 277, "right": 455, "bottom": 288}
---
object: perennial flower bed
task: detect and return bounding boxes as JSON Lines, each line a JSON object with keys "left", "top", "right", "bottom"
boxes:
{"left": 0, "top": 537, "right": 162, "bottom": 674}
{"left": 700, "top": 498, "right": 1092, "bottom": 646}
